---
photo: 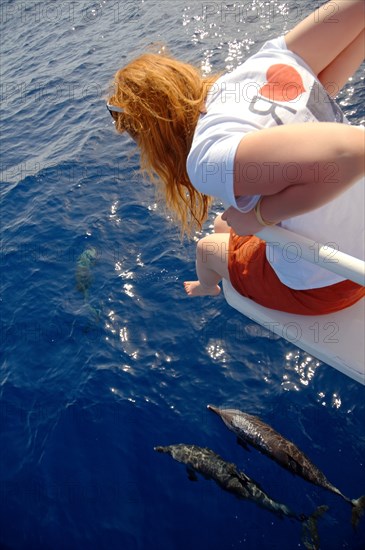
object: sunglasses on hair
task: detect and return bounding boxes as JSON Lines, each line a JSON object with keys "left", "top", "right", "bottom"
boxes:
{"left": 106, "top": 102, "right": 124, "bottom": 120}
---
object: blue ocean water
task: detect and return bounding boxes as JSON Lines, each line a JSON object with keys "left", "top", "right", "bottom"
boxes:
{"left": 1, "top": 1, "right": 364, "bottom": 549}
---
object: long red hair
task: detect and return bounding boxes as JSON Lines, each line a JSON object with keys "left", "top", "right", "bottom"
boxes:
{"left": 108, "top": 52, "right": 220, "bottom": 236}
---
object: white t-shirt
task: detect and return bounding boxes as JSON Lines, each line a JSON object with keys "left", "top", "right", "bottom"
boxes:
{"left": 187, "top": 36, "right": 364, "bottom": 290}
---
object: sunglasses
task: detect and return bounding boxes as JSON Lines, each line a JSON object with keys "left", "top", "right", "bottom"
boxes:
{"left": 106, "top": 102, "right": 124, "bottom": 121}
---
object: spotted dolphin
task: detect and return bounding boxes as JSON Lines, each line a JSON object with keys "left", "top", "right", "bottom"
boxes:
{"left": 75, "top": 246, "right": 100, "bottom": 322}
{"left": 75, "top": 247, "right": 98, "bottom": 300}
{"left": 155, "top": 444, "right": 301, "bottom": 518}
{"left": 208, "top": 405, "right": 365, "bottom": 528}
{"left": 155, "top": 444, "right": 326, "bottom": 549}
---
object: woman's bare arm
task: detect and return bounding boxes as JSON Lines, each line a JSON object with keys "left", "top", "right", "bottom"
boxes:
{"left": 222, "top": 124, "right": 364, "bottom": 236}
{"left": 233, "top": 123, "right": 364, "bottom": 198}
{"left": 222, "top": 1, "right": 365, "bottom": 236}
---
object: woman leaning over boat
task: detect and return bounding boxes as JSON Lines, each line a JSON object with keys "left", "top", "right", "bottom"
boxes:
{"left": 107, "top": 0, "right": 365, "bottom": 315}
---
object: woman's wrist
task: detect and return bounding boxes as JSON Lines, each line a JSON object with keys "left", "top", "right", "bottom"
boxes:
{"left": 254, "top": 197, "right": 276, "bottom": 226}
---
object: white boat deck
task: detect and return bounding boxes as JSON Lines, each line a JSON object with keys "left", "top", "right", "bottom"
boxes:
{"left": 223, "top": 226, "right": 365, "bottom": 385}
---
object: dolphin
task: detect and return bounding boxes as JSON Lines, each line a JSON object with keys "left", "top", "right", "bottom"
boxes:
{"left": 75, "top": 246, "right": 100, "bottom": 322}
{"left": 76, "top": 247, "right": 98, "bottom": 299}
{"left": 155, "top": 443, "right": 326, "bottom": 549}
{"left": 155, "top": 444, "right": 302, "bottom": 518}
{"left": 154, "top": 443, "right": 327, "bottom": 550}
{"left": 207, "top": 405, "right": 365, "bottom": 528}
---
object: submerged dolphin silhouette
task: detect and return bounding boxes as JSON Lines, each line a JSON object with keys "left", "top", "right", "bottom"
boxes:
{"left": 155, "top": 443, "right": 326, "bottom": 549}
{"left": 208, "top": 405, "right": 365, "bottom": 528}
{"left": 75, "top": 246, "right": 100, "bottom": 322}
{"left": 76, "top": 247, "right": 98, "bottom": 299}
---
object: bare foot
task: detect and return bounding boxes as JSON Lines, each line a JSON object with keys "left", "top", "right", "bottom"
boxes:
{"left": 184, "top": 281, "right": 221, "bottom": 297}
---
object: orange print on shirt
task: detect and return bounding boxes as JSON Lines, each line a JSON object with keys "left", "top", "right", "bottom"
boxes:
{"left": 259, "top": 64, "right": 306, "bottom": 102}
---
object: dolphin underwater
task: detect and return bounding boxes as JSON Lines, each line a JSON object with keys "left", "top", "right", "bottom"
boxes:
{"left": 75, "top": 246, "right": 101, "bottom": 322}
{"left": 155, "top": 444, "right": 326, "bottom": 549}
{"left": 155, "top": 444, "right": 302, "bottom": 518}
{"left": 154, "top": 443, "right": 327, "bottom": 550}
{"left": 75, "top": 247, "right": 98, "bottom": 299}
{"left": 207, "top": 405, "right": 365, "bottom": 528}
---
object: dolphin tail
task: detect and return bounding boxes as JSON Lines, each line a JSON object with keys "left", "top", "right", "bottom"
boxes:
{"left": 351, "top": 495, "right": 365, "bottom": 529}
{"left": 301, "top": 505, "right": 328, "bottom": 550}
{"left": 87, "top": 304, "right": 101, "bottom": 322}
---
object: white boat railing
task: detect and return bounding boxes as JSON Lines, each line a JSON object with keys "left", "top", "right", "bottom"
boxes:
{"left": 256, "top": 225, "right": 365, "bottom": 286}
{"left": 222, "top": 225, "right": 365, "bottom": 384}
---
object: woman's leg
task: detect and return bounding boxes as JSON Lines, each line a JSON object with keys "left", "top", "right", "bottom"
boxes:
{"left": 214, "top": 213, "right": 231, "bottom": 233}
{"left": 285, "top": 0, "right": 364, "bottom": 78}
{"left": 318, "top": 29, "right": 365, "bottom": 95}
{"left": 184, "top": 232, "right": 230, "bottom": 297}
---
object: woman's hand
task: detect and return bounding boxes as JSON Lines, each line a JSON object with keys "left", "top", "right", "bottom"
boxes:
{"left": 221, "top": 206, "right": 265, "bottom": 236}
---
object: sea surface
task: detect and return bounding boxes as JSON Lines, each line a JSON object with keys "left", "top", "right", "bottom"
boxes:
{"left": 1, "top": 1, "right": 364, "bottom": 549}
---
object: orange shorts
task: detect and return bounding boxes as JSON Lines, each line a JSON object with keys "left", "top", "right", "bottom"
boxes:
{"left": 228, "top": 231, "right": 365, "bottom": 315}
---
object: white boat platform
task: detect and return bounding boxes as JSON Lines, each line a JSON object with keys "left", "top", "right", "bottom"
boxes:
{"left": 223, "top": 226, "right": 365, "bottom": 385}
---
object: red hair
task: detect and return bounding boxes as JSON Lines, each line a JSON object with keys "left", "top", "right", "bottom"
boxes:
{"left": 108, "top": 52, "right": 220, "bottom": 236}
